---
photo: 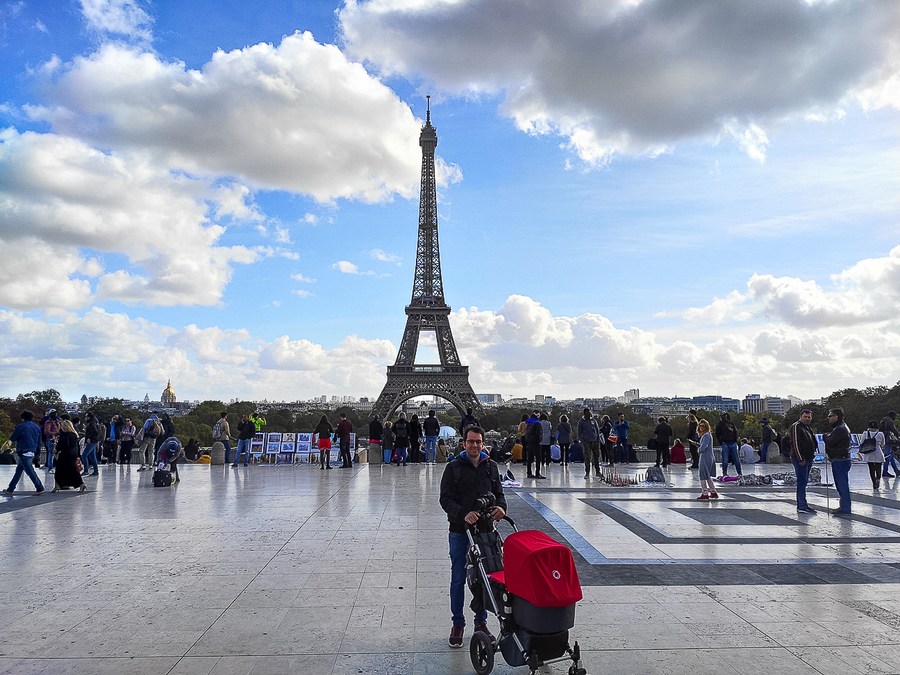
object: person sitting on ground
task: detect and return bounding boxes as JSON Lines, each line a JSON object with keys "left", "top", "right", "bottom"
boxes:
{"left": 739, "top": 438, "right": 757, "bottom": 464}
{"left": 670, "top": 438, "right": 686, "bottom": 464}
{"left": 183, "top": 438, "right": 202, "bottom": 462}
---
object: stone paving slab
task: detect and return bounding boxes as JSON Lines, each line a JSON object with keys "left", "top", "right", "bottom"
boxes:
{"left": 1, "top": 461, "right": 898, "bottom": 674}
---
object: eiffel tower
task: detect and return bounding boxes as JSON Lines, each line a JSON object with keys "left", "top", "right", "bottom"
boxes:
{"left": 373, "top": 98, "right": 481, "bottom": 421}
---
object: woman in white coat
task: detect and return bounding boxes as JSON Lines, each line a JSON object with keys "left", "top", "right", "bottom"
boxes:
{"left": 860, "top": 420, "right": 886, "bottom": 490}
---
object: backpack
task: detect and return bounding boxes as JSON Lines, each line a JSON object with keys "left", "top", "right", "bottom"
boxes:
{"left": 213, "top": 420, "right": 223, "bottom": 439}
{"left": 148, "top": 419, "right": 163, "bottom": 438}
{"left": 859, "top": 430, "right": 878, "bottom": 454}
{"left": 646, "top": 465, "right": 665, "bottom": 483}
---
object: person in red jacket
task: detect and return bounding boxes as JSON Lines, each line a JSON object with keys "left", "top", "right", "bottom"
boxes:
{"left": 336, "top": 413, "right": 354, "bottom": 468}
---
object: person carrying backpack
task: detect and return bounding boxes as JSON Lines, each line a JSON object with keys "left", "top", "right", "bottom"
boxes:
{"left": 715, "top": 413, "right": 741, "bottom": 477}
{"left": 860, "top": 420, "right": 886, "bottom": 490}
{"left": 137, "top": 414, "right": 163, "bottom": 471}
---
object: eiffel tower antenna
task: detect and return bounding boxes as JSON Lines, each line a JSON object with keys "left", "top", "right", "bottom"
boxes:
{"left": 373, "top": 99, "right": 481, "bottom": 421}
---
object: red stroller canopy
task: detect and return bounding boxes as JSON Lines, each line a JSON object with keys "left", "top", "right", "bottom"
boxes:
{"left": 503, "top": 530, "right": 582, "bottom": 608}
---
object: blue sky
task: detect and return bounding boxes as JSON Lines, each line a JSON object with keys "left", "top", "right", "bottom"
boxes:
{"left": 1, "top": 0, "right": 899, "bottom": 404}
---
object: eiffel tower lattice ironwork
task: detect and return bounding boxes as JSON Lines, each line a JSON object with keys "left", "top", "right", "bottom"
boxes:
{"left": 373, "top": 99, "right": 481, "bottom": 421}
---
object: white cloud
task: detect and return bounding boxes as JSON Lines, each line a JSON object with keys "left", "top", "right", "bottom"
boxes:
{"left": 300, "top": 213, "right": 318, "bottom": 224}
{"left": 291, "top": 273, "right": 316, "bottom": 283}
{"left": 333, "top": 260, "right": 360, "bottom": 275}
{"left": 79, "top": 0, "right": 152, "bottom": 39}
{"left": 369, "top": 248, "right": 400, "bottom": 263}
{"left": 34, "top": 19, "right": 48, "bottom": 34}
{"left": 0, "top": 129, "right": 261, "bottom": 308}
{"left": 292, "top": 289, "right": 314, "bottom": 298}
{"left": 682, "top": 291, "right": 752, "bottom": 324}
{"left": 29, "top": 34, "right": 424, "bottom": 203}
{"left": 340, "top": 0, "right": 900, "bottom": 164}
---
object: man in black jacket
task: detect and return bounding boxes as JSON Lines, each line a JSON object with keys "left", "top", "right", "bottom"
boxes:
{"left": 788, "top": 409, "right": 818, "bottom": 514}
{"left": 823, "top": 408, "right": 852, "bottom": 515}
{"left": 439, "top": 425, "right": 506, "bottom": 649}
{"left": 232, "top": 414, "right": 255, "bottom": 467}
{"left": 715, "top": 413, "right": 741, "bottom": 477}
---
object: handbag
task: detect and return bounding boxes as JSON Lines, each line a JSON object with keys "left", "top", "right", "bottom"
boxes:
{"left": 76, "top": 458, "right": 83, "bottom": 472}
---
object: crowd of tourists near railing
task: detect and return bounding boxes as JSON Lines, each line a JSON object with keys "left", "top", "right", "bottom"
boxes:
{"left": 4, "top": 404, "right": 899, "bottom": 511}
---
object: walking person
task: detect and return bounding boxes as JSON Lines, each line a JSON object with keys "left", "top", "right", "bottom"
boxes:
{"left": 50, "top": 419, "right": 86, "bottom": 492}
{"left": 823, "top": 408, "right": 853, "bottom": 515}
{"left": 409, "top": 414, "right": 424, "bottom": 464}
{"left": 315, "top": 415, "right": 334, "bottom": 469}
{"left": 213, "top": 412, "right": 232, "bottom": 464}
{"left": 119, "top": 418, "right": 136, "bottom": 465}
{"left": 787, "top": 409, "right": 817, "bottom": 514}
{"left": 336, "top": 413, "right": 354, "bottom": 468}
{"left": 880, "top": 411, "right": 900, "bottom": 478}
{"left": 81, "top": 412, "right": 101, "bottom": 477}
{"left": 524, "top": 411, "right": 545, "bottom": 479}
{"left": 42, "top": 410, "right": 60, "bottom": 472}
{"left": 393, "top": 413, "right": 409, "bottom": 466}
{"left": 232, "top": 414, "right": 255, "bottom": 467}
{"left": 696, "top": 419, "right": 718, "bottom": 500}
{"left": 859, "top": 421, "right": 885, "bottom": 490}
{"left": 686, "top": 410, "right": 700, "bottom": 469}
{"left": 539, "top": 412, "right": 553, "bottom": 470}
{"left": 3, "top": 411, "right": 45, "bottom": 495}
{"left": 423, "top": 410, "right": 440, "bottom": 463}
{"left": 556, "top": 414, "right": 572, "bottom": 467}
{"left": 653, "top": 416, "right": 673, "bottom": 468}
{"left": 105, "top": 415, "right": 120, "bottom": 465}
{"left": 577, "top": 409, "right": 602, "bottom": 478}
{"left": 715, "top": 412, "right": 742, "bottom": 477}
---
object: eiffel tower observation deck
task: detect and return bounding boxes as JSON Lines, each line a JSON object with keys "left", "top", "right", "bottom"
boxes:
{"left": 372, "top": 98, "right": 481, "bottom": 421}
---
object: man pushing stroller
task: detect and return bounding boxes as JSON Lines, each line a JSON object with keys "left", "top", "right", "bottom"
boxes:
{"left": 439, "top": 424, "right": 507, "bottom": 648}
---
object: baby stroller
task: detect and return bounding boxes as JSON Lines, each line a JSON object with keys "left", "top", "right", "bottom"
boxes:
{"left": 466, "top": 501, "right": 587, "bottom": 675}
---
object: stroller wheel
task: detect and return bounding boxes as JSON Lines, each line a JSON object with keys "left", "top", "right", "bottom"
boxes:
{"left": 470, "top": 631, "right": 494, "bottom": 675}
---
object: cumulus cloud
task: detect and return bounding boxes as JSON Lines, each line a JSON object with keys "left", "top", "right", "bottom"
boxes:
{"left": 291, "top": 273, "right": 316, "bottom": 283}
{"left": 0, "top": 309, "right": 397, "bottom": 400}
{"left": 0, "top": 129, "right": 261, "bottom": 308}
{"left": 340, "top": 0, "right": 900, "bottom": 164}
{"left": 79, "top": 0, "right": 152, "bottom": 39}
{"left": 29, "top": 33, "right": 424, "bottom": 202}
{"left": 369, "top": 248, "right": 401, "bottom": 263}
{"left": 333, "top": 260, "right": 361, "bottom": 274}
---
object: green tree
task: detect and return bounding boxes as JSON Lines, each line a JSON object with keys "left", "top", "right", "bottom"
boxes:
{"left": 85, "top": 398, "right": 141, "bottom": 424}
{"left": 0, "top": 409, "right": 13, "bottom": 444}
{"left": 173, "top": 418, "right": 213, "bottom": 446}
{"left": 17, "top": 389, "right": 64, "bottom": 410}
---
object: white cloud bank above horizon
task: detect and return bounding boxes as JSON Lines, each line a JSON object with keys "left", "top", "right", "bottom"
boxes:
{"left": 339, "top": 0, "right": 900, "bottom": 165}
{"left": 3, "top": 248, "right": 899, "bottom": 402}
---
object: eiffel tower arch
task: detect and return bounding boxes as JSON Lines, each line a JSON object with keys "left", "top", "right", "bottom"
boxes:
{"left": 373, "top": 99, "right": 482, "bottom": 422}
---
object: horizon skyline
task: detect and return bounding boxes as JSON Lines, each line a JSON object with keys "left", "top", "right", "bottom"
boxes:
{"left": 2, "top": 1, "right": 899, "bottom": 405}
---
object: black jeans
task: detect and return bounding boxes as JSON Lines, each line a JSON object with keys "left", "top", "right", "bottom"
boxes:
{"left": 526, "top": 444, "right": 541, "bottom": 475}
{"left": 559, "top": 443, "right": 570, "bottom": 464}
{"left": 868, "top": 461, "right": 882, "bottom": 487}
{"left": 339, "top": 438, "right": 352, "bottom": 467}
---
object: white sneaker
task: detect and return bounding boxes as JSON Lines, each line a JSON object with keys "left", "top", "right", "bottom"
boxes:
{"left": 137, "top": 465, "right": 147, "bottom": 471}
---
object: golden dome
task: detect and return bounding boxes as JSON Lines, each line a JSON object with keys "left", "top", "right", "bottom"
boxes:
{"left": 161, "top": 380, "right": 176, "bottom": 404}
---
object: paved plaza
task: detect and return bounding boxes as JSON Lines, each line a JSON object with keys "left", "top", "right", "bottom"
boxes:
{"left": 2, "top": 460, "right": 900, "bottom": 675}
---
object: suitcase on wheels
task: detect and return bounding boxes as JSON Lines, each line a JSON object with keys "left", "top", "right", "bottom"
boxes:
{"left": 152, "top": 469, "right": 172, "bottom": 487}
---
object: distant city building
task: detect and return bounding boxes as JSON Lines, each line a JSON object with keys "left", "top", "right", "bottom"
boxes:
{"left": 161, "top": 380, "right": 176, "bottom": 406}
{"left": 477, "top": 394, "right": 503, "bottom": 404}
{"left": 742, "top": 394, "right": 763, "bottom": 413}
{"left": 81, "top": 394, "right": 88, "bottom": 405}
{"left": 688, "top": 395, "right": 740, "bottom": 413}
{"left": 534, "top": 395, "right": 545, "bottom": 404}
{"left": 144, "top": 393, "right": 150, "bottom": 403}
{"left": 623, "top": 389, "right": 640, "bottom": 403}
{"left": 763, "top": 397, "right": 791, "bottom": 416}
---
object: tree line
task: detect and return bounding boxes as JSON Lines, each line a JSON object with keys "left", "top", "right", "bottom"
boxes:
{"left": 2, "top": 382, "right": 898, "bottom": 447}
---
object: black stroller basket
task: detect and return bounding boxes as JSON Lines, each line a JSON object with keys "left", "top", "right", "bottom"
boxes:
{"left": 466, "top": 517, "right": 587, "bottom": 675}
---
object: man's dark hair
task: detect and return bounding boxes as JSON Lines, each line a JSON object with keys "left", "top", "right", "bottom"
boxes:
{"left": 466, "top": 407, "right": 473, "bottom": 415}
{"left": 868, "top": 420, "right": 879, "bottom": 429}
{"left": 428, "top": 410, "right": 435, "bottom": 416}
{"left": 583, "top": 408, "right": 591, "bottom": 419}
{"left": 463, "top": 425, "right": 485, "bottom": 441}
{"left": 828, "top": 408, "right": 845, "bottom": 421}
{"left": 340, "top": 413, "right": 346, "bottom": 419}
{"left": 220, "top": 411, "right": 227, "bottom": 418}
{"left": 889, "top": 411, "right": 897, "bottom": 420}
{"left": 20, "top": 410, "right": 33, "bottom": 421}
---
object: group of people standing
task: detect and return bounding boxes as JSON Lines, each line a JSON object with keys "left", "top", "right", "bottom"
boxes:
{"left": 368, "top": 409, "right": 444, "bottom": 466}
